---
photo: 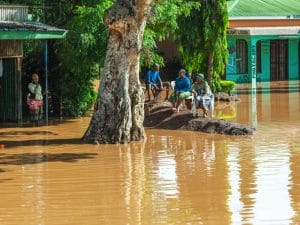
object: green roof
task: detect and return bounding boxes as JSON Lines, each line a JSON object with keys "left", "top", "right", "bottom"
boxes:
{"left": 0, "top": 21, "right": 67, "bottom": 40}
{"left": 227, "top": 0, "right": 300, "bottom": 17}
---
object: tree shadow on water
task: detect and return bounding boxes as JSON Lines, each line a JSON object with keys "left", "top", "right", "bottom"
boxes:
{"left": 0, "top": 167, "right": 13, "bottom": 183}
{"left": 0, "top": 138, "right": 84, "bottom": 149}
{"left": 0, "top": 118, "right": 77, "bottom": 129}
{"left": 0, "top": 138, "right": 98, "bottom": 172}
{"left": 0, "top": 131, "right": 58, "bottom": 136}
{"left": 0, "top": 150, "right": 97, "bottom": 183}
{"left": 0, "top": 152, "right": 97, "bottom": 166}
{"left": 0, "top": 138, "right": 97, "bottom": 166}
{"left": 0, "top": 178, "right": 13, "bottom": 183}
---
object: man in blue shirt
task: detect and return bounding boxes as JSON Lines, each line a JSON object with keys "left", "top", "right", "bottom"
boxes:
{"left": 169, "top": 69, "right": 192, "bottom": 111}
{"left": 145, "top": 63, "right": 170, "bottom": 101}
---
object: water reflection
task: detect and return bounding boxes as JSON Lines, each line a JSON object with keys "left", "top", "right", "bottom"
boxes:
{"left": 0, "top": 82, "right": 299, "bottom": 224}
{"left": 233, "top": 81, "right": 300, "bottom": 126}
{"left": 289, "top": 142, "right": 300, "bottom": 224}
{"left": 252, "top": 143, "right": 293, "bottom": 225}
{"left": 143, "top": 132, "right": 232, "bottom": 225}
{"left": 214, "top": 101, "right": 237, "bottom": 120}
{"left": 157, "top": 150, "right": 178, "bottom": 197}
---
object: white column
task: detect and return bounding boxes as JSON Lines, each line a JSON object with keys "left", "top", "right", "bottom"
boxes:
{"left": 248, "top": 39, "right": 258, "bottom": 127}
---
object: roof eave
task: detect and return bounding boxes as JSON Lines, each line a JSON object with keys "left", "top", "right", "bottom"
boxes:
{"left": 230, "top": 16, "right": 300, "bottom": 20}
{"left": 0, "top": 30, "right": 67, "bottom": 40}
{"left": 227, "top": 26, "right": 300, "bottom": 36}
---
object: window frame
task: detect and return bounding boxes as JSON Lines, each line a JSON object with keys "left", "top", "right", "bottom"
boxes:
{"left": 256, "top": 40, "right": 262, "bottom": 74}
{"left": 236, "top": 39, "right": 248, "bottom": 74}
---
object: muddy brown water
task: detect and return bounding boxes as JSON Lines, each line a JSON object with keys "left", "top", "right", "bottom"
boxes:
{"left": 0, "top": 81, "right": 299, "bottom": 225}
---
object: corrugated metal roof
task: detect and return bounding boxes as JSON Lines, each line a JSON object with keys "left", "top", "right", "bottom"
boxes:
{"left": 0, "top": 21, "right": 65, "bottom": 32}
{"left": 0, "top": 21, "right": 67, "bottom": 39}
{"left": 227, "top": 0, "right": 300, "bottom": 17}
{"left": 0, "top": 5, "right": 28, "bottom": 21}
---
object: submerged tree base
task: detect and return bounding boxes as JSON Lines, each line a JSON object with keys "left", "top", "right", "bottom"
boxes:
{"left": 144, "top": 102, "right": 254, "bottom": 135}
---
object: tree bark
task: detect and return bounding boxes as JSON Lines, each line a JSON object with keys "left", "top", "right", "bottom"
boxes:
{"left": 207, "top": 52, "right": 214, "bottom": 86}
{"left": 83, "top": 0, "right": 153, "bottom": 144}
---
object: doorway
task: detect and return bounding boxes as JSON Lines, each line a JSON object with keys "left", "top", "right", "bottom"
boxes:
{"left": 0, "top": 58, "right": 22, "bottom": 122}
{"left": 270, "top": 40, "right": 288, "bottom": 81}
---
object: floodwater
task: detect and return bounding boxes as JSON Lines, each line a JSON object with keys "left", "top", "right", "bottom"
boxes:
{"left": 0, "top": 81, "right": 300, "bottom": 225}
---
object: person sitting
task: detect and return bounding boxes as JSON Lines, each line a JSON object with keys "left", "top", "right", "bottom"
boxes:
{"left": 169, "top": 69, "right": 192, "bottom": 111}
{"left": 191, "top": 73, "right": 214, "bottom": 118}
{"left": 145, "top": 63, "right": 170, "bottom": 101}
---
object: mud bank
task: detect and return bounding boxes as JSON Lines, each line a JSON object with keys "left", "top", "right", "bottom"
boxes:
{"left": 144, "top": 102, "right": 254, "bottom": 135}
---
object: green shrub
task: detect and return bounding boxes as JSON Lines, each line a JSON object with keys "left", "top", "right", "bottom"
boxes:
{"left": 60, "top": 80, "right": 97, "bottom": 117}
{"left": 219, "top": 80, "right": 236, "bottom": 94}
{"left": 211, "top": 79, "right": 221, "bottom": 93}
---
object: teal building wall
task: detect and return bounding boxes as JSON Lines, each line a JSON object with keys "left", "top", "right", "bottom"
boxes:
{"left": 288, "top": 39, "right": 299, "bottom": 80}
{"left": 226, "top": 35, "right": 250, "bottom": 83}
{"left": 226, "top": 36, "right": 237, "bottom": 75}
{"left": 226, "top": 35, "right": 300, "bottom": 83}
{"left": 260, "top": 40, "right": 270, "bottom": 82}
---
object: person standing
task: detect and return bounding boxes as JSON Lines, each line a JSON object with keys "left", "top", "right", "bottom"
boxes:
{"left": 27, "top": 73, "right": 43, "bottom": 122}
{"left": 145, "top": 63, "right": 170, "bottom": 101}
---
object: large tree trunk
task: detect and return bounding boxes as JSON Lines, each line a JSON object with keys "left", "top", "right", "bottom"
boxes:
{"left": 83, "top": 0, "right": 153, "bottom": 144}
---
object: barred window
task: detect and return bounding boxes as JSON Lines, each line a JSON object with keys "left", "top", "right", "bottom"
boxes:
{"left": 236, "top": 39, "right": 248, "bottom": 74}
{"left": 256, "top": 41, "right": 262, "bottom": 74}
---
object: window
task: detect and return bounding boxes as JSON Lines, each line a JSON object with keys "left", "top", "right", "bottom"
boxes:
{"left": 236, "top": 39, "right": 248, "bottom": 74}
{"left": 256, "top": 41, "right": 262, "bottom": 73}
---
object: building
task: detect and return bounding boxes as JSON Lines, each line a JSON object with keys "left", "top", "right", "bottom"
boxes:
{"left": 0, "top": 5, "right": 67, "bottom": 123}
{"left": 226, "top": 0, "right": 300, "bottom": 83}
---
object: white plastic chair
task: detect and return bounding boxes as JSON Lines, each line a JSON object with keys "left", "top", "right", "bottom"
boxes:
{"left": 171, "top": 81, "right": 175, "bottom": 90}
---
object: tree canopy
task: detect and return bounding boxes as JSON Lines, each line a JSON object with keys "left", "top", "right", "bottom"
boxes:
{"left": 1, "top": 0, "right": 228, "bottom": 117}
{"left": 177, "top": 0, "right": 229, "bottom": 91}
{"left": 141, "top": 0, "right": 200, "bottom": 68}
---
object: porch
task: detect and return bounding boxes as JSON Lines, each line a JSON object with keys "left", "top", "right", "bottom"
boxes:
{"left": 0, "top": 5, "right": 67, "bottom": 123}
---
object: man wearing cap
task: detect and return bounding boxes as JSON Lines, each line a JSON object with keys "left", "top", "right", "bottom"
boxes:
{"left": 145, "top": 63, "right": 170, "bottom": 101}
{"left": 191, "top": 73, "right": 213, "bottom": 117}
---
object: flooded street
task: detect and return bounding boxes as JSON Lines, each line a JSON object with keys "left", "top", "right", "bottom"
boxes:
{"left": 0, "top": 81, "right": 300, "bottom": 225}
